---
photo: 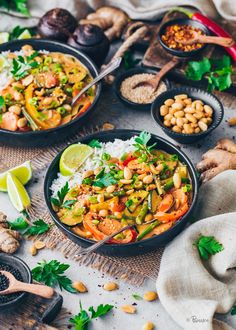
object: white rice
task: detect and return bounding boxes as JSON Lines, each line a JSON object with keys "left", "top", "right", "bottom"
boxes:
{"left": 50, "top": 137, "right": 137, "bottom": 196}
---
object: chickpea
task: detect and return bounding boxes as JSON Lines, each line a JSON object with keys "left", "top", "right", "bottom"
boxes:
{"left": 176, "top": 117, "right": 184, "bottom": 128}
{"left": 172, "top": 125, "right": 181, "bottom": 133}
{"left": 164, "top": 113, "right": 173, "bottom": 121}
{"left": 172, "top": 102, "right": 183, "bottom": 110}
{"left": 9, "top": 105, "right": 21, "bottom": 115}
{"left": 174, "top": 110, "right": 185, "bottom": 118}
{"left": 164, "top": 119, "right": 171, "bottom": 127}
{"left": 164, "top": 98, "right": 174, "bottom": 106}
{"left": 170, "top": 117, "right": 176, "bottom": 125}
{"left": 160, "top": 105, "right": 169, "bottom": 116}
{"left": 17, "top": 117, "right": 27, "bottom": 128}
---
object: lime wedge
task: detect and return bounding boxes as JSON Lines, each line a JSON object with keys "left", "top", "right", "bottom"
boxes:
{"left": 7, "top": 173, "right": 31, "bottom": 212}
{"left": 0, "top": 161, "right": 32, "bottom": 192}
{"left": 0, "top": 32, "right": 9, "bottom": 44}
{"left": 59, "top": 144, "right": 93, "bottom": 176}
{"left": 18, "top": 29, "right": 31, "bottom": 40}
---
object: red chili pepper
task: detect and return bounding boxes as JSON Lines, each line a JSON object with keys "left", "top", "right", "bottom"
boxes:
{"left": 170, "top": 7, "right": 236, "bottom": 62}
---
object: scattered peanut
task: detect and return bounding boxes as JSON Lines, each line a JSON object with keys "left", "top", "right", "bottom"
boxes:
{"left": 29, "top": 245, "right": 37, "bottom": 256}
{"left": 124, "top": 167, "right": 132, "bottom": 180}
{"left": 160, "top": 94, "right": 213, "bottom": 134}
{"left": 143, "top": 175, "right": 153, "bottom": 184}
{"left": 97, "top": 194, "right": 105, "bottom": 203}
{"left": 82, "top": 170, "right": 94, "bottom": 179}
{"left": 34, "top": 240, "right": 46, "bottom": 250}
{"left": 121, "top": 304, "right": 136, "bottom": 314}
{"left": 143, "top": 321, "right": 155, "bottom": 330}
{"left": 106, "top": 185, "right": 116, "bottom": 193}
{"left": 103, "top": 282, "right": 119, "bottom": 291}
{"left": 17, "top": 117, "right": 27, "bottom": 128}
{"left": 228, "top": 117, "right": 236, "bottom": 126}
{"left": 120, "top": 179, "right": 132, "bottom": 184}
{"left": 143, "top": 291, "right": 158, "bottom": 301}
{"left": 73, "top": 281, "right": 88, "bottom": 293}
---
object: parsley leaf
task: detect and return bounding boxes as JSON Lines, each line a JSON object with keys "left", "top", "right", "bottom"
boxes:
{"left": 132, "top": 293, "right": 143, "bottom": 300}
{"left": 194, "top": 235, "right": 224, "bottom": 260}
{"left": 51, "top": 182, "right": 70, "bottom": 207}
{"left": 0, "top": 0, "right": 30, "bottom": 16}
{"left": 0, "top": 96, "right": 4, "bottom": 109}
{"left": 88, "top": 139, "right": 102, "bottom": 148}
{"left": 11, "top": 51, "right": 39, "bottom": 80}
{"left": 70, "top": 301, "right": 113, "bottom": 330}
{"left": 231, "top": 305, "right": 236, "bottom": 315}
{"left": 24, "top": 219, "right": 50, "bottom": 237}
{"left": 62, "top": 199, "right": 77, "bottom": 209}
{"left": 133, "top": 131, "right": 156, "bottom": 157}
{"left": 93, "top": 168, "right": 117, "bottom": 188}
{"left": 186, "top": 57, "right": 211, "bottom": 81}
{"left": 8, "top": 216, "right": 29, "bottom": 230}
{"left": 32, "top": 259, "right": 77, "bottom": 293}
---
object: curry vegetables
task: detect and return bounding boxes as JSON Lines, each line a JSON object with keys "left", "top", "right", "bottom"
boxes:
{"left": 0, "top": 45, "right": 95, "bottom": 132}
{"left": 51, "top": 132, "right": 192, "bottom": 243}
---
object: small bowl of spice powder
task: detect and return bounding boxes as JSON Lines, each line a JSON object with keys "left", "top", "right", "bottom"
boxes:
{"left": 0, "top": 253, "right": 31, "bottom": 310}
{"left": 114, "top": 68, "right": 170, "bottom": 110}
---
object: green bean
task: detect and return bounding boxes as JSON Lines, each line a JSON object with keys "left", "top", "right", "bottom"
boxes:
{"left": 137, "top": 220, "right": 160, "bottom": 241}
{"left": 136, "top": 201, "right": 148, "bottom": 225}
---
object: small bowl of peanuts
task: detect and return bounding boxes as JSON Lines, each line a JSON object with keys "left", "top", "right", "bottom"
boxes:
{"left": 151, "top": 87, "right": 224, "bottom": 144}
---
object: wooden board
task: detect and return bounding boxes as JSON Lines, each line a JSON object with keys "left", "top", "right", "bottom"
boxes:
{"left": 0, "top": 290, "right": 63, "bottom": 329}
{"left": 141, "top": 12, "right": 236, "bottom": 93}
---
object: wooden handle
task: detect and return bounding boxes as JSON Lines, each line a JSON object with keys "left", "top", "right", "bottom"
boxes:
{"left": 15, "top": 282, "right": 54, "bottom": 299}
{"left": 198, "top": 36, "right": 235, "bottom": 47}
{"left": 152, "top": 58, "right": 179, "bottom": 91}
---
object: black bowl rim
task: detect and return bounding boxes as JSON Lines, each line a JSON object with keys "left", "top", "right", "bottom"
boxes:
{"left": 113, "top": 67, "right": 171, "bottom": 108}
{"left": 44, "top": 129, "right": 199, "bottom": 249}
{"left": 0, "top": 253, "right": 32, "bottom": 308}
{"left": 0, "top": 38, "right": 102, "bottom": 137}
{"left": 151, "top": 86, "right": 224, "bottom": 138}
{"left": 158, "top": 18, "right": 210, "bottom": 58}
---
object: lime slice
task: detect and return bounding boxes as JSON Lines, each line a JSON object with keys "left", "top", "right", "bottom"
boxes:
{"left": 0, "top": 161, "right": 32, "bottom": 192}
{"left": 59, "top": 144, "right": 93, "bottom": 176}
{"left": 7, "top": 173, "right": 31, "bottom": 212}
{"left": 18, "top": 29, "right": 31, "bottom": 40}
{"left": 0, "top": 32, "right": 9, "bottom": 44}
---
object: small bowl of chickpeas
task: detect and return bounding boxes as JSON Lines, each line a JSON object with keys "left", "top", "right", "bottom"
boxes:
{"left": 151, "top": 87, "right": 224, "bottom": 144}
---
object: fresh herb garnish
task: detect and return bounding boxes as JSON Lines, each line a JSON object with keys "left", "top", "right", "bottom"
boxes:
{"left": 51, "top": 182, "right": 70, "bottom": 207}
{"left": 133, "top": 131, "right": 156, "bottom": 157}
{"left": 0, "top": 96, "right": 5, "bottom": 124}
{"left": 82, "top": 177, "right": 92, "bottom": 185}
{"left": 70, "top": 301, "right": 113, "bottom": 330}
{"left": 185, "top": 55, "right": 232, "bottom": 92}
{"left": 93, "top": 169, "right": 117, "bottom": 188}
{"left": 171, "top": 154, "right": 178, "bottom": 161}
{"left": 132, "top": 293, "right": 143, "bottom": 301}
{"left": 32, "top": 259, "right": 77, "bottom": 293}
{"left": 182, "top": 184, "right": 192, "bottom": 193}
{"left": 11, "top": 51, "right": 39, "bottom": 80}
{"left": 231, "top": 305, "right": 236, "bottom": 315}
{"left": 9, "top": 25, "right": 33, "bottom": 40}
{"left": 194, "top": 235, "right": 224, "bottom": 260}
{"left": 62, "top": 199, "right": 77, "bottom": 209}
{"left": 88, "top": 139, "right": 102, "bottom": 148}
{"left": 0, "top": 0, "right": 30, "bottom": 16}
{"left": 8, "top": 216, "right": 28, "bottom": 230}
{"left": 125, "top": 199, "right": 133, "bottom": 208}
{"left": 123, "top": 51, "right": 140, "bottom": 70}
{"left": 24, "top": 219, "right": 50, "bottom": 236}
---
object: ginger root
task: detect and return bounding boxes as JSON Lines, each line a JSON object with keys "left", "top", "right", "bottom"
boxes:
{"left": 80, "top": 6, "right": 129, "bottom": 41}
{"left": 196, "top": 138, "right": 236, "bottom": 182}
{"left": 0, "top": 211, "right": 21, "bottom": 253}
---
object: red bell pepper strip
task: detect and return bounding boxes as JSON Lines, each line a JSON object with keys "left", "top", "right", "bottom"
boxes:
{"left": 170, "top": 7, "right": 236, "bottom": 62}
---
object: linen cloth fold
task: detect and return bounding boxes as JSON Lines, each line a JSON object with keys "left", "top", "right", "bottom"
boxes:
{"left": 156, "top": 170, "right": 236, "bottom": 330}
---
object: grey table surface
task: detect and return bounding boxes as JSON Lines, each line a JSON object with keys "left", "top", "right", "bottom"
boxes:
{"left": 1, "top": 71, "right": 236, "bottom": 330}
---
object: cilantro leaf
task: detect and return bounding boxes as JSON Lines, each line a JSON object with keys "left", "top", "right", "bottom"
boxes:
{"left": 194, "top": 235, "right": 224, "bottom": 260}
{"left": 185, "top": 57, "right": 211, "bottom": 81}
{"left": 89, "top": 304, "right": 113, "bottom": 318}
{"left": 88, "top": 139, "right": 102, "bottom": 148}
{"left": 11, "top": 51, "right": 39, "bottom": 80}
{"left": 24, "top": 219, "right": 50, "bottom": 237}
{"left": 132, "top": 293, "right": 143, "bottom": 300}
{"left": 32, "top": 259, "right": 77, "bottom": 293}
{"left": 8, "top": 216, "right": 29, "bottom": 230}
{"left": 93, "top": 169, "right": 117, "bottom": 188}
{"left": 0, "top": 96, "right": 4, "bottom": 109}
{"left": 134, "top": 131, "right": 151, "bottom": 146}
{"left": 62, "top": 199, "right": 77, "bottom": 209}
{"left": 51, "top": 182, "right": 70, "bottom": 207}
{"left": 231, "top": 305, "right": 236, "bottom": 315}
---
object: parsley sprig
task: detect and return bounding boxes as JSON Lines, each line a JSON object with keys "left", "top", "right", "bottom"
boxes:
{"left": 194, "top": 235, "right": 224, "bottom": 260}
{"left": 93, "top": 168, "right": 117, "bottom": 188}
{"left": 51, "top": 182, "right": 70, "bottom": 207}
{"left": 8, "top": 217, "right": 50, "bottom": 236}
{"left": 88, "top": 139, "right": 102, "bottom": 148}
{"left": 11, "top": 51, "right": 39, "bottom": 80}
{"left": 70, "top": 301, "right": 113, "bottom": 330}
{"left": 0, "top": 0, "right": 30, "bottom": 16}
{"left": 185, "top": 55, "right": 232, "bottom": 92}
{"left": 32, "top": 259, "right": 77, "bottom": 293}
{"left": 133, "top": 131, "right": 156, "bottom": 158}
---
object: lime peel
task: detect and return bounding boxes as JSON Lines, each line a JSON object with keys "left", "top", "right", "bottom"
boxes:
{"left": 7, "top": 172, "right": 31, "bottom": 212}
{"left": 0, "top": 161, "right": 32, "bottom": 192}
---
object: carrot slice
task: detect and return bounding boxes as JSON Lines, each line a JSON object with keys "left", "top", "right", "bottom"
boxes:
{"left": 158, "top": 194, "right": 174, "bottom": 212}
{"left": 155, "top": 203, "right": 189, "bottom": 223}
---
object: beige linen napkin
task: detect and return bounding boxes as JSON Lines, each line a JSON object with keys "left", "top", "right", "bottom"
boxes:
{"left": 156, "top": 170, "right": 236, "bottom": 330}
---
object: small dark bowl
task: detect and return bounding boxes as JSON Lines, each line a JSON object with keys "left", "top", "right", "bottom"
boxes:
{"left": 114, "top": 68, "right": 170, "bottom": 111}
{"left": 0, "top": 39, "right": 102, "bottom": 147}
{"left": 44, "top": 129, "right": 199, "bottom": 256}
{"left": 0, "top": 253, "right": 31, "bottom": 310}
{"left": 151, "top": 87, "right": 224, "bottom": 144}
{"left": 158, "top": 18, "right": 210, "bottom": 58}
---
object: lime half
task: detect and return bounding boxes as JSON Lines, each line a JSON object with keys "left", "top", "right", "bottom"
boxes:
{"left": 0, "top": 160, "right": 32, "bottom": 192}
{"left": 59, "top": 144, "right": 93, "bottom": 176}
{"left": 7, "top": 173, "right": 31, "bottom": 212}
{"left": 18, "top": 29, "right": 31, "bottom": 40}
{"left": 0, "top": 32, "right": 9, "bottom": 44}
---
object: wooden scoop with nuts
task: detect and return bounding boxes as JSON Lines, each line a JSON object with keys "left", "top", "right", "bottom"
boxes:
{"left": 0, "top": 271, "right": 54, "bottom": 298}
{"left": 175, "top": 31, "right": 234, "bottom": 47}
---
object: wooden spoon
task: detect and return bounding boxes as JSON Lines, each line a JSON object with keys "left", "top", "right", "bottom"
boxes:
{"left": 175, "top": 31, "right": 234, "bottom": 47}
{"left": 0, "top": 271, "right": 54, "bottom": 299}
{"left": 132, "top": 58, "right": 179, "bottom": 91}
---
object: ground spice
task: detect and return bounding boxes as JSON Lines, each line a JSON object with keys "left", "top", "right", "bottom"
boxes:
{"left": 120, "top": 73, "right": 167, "bottom": 104}
{"left": 0, "top": 263, "right": 23, "bottom": 304}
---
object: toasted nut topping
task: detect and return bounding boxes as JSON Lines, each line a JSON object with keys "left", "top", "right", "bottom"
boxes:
{"left": 97, "top": 194, "right": 104, "bottom": 203}
{"left": 94, "top": 167, "right": 102, "bottom": 176}
{"left": 143, "top": 321, "right": 155, "bottom": 330}
{"left": 82, "top": 170, "right": 94, "bottom": 179}
{"left": 34, "top": 240, "right": 46, "bottom": 250}
{"left": 143, "top": 291, "right": 158, "bottom": 301}
{"left": 106, "top": 185, "right": 116, "bottom": 193}
{"left": 143, "top": 175, "right": 153, "bottom": 184}
{"left": 120, "top": 179, "right": 132, "bottom": 184}
{"left": 126, "top": 189, "right": 134, "bottom": 195}
{"left": 121, "top": 304, "right": 136, "bottom": 314}
{"left": 124, "top": 167, "right": 132, "bottom": 180}
{"left": 29, "top": 245, "right": 37, "bottom": 256}
{"left": 103, "top": 122, "right": 115, "bottom": 130}
{"left": 73, "top": 281, "right": 88, "bottom": 293}
{"left": 103, "top": 282, "right": 119, "bottom": 291}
